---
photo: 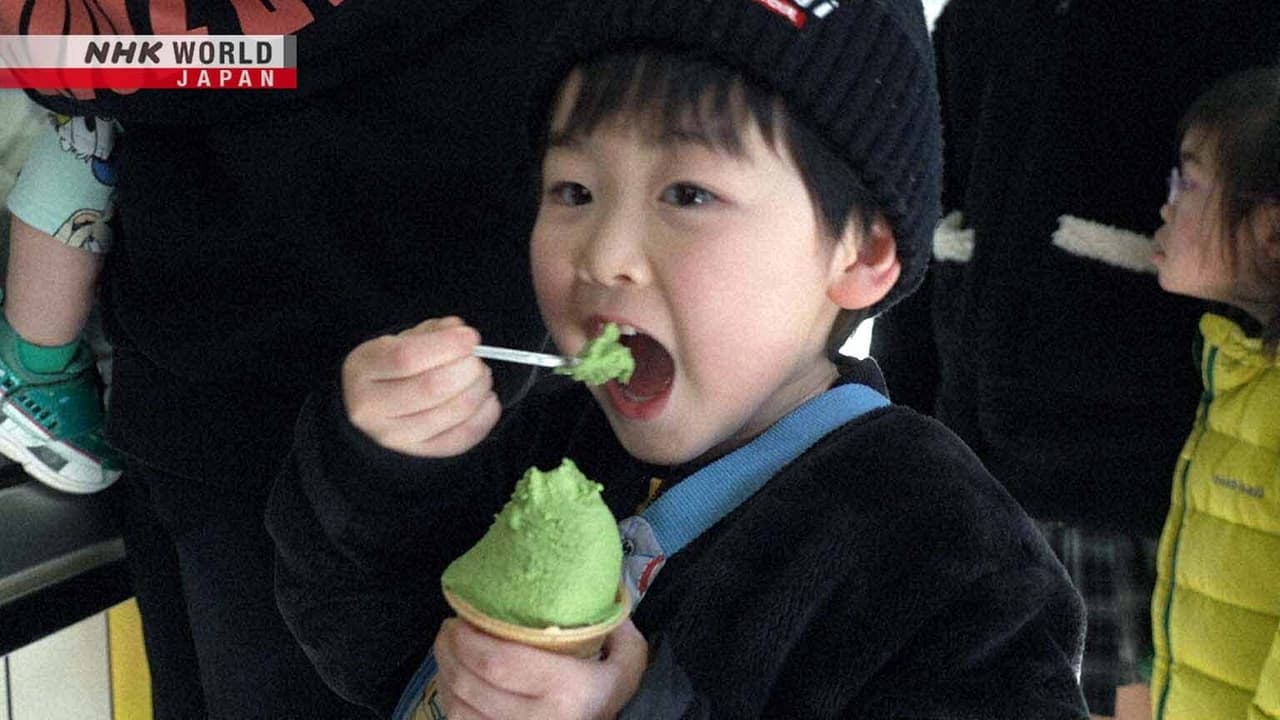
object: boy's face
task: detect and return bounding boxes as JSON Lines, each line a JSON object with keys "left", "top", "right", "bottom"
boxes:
{"left": 530, "top": 79, "right": 857, "bottom": 466}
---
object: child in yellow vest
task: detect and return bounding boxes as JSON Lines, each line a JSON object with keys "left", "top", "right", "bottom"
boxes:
{"left": 1148, "top": 65, "right": 1280, "bottom": 720}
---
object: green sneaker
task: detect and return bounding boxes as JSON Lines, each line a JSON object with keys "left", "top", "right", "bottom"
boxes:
{"left": 0, "top": 315, "right": 122, "bottom": 494}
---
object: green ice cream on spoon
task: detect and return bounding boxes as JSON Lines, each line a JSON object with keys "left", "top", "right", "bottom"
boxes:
{"left": 441, "top": 458, "right": 624, "bottom": 628}
{"left": 555, "top": 322, "right": 634, "bottom": 385}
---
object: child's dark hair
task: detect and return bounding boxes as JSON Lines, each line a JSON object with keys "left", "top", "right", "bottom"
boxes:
{"left": 1177, "top": 65, "right": 1280, "bottom": 353}
{"left": 541, "top": 48, "right": 880, "bottom": 357}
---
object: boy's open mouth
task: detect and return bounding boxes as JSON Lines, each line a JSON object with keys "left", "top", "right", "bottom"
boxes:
{"left": 614, "top": 330, "right": 673, "bottom": 407}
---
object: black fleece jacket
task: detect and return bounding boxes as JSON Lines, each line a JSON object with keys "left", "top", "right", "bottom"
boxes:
{"left": 267, "top": 360, "right": 1088, "bottom": 718}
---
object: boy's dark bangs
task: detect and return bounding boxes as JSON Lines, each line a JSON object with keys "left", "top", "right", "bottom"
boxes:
{"left": 554, "top": 49, "right": 782, "bottom": 155}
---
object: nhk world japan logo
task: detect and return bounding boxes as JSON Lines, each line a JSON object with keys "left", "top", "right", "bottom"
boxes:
{"left": 0, "top": 35, "right": 296, "bottom": 90}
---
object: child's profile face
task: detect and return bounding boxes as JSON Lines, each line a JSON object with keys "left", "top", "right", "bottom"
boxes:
{"left": 530, "top": 74, "right": 849, "bottom": 466}
{"left": 1154, "top": 127, "right": 1277, "bottom": 320}
{"left": 1153, "top": 129, "right": 1231, "bottom": 301}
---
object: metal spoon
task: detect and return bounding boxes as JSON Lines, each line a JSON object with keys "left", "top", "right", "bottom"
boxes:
{"left": 473, "top": 345, "right": 580, "bottom": 369}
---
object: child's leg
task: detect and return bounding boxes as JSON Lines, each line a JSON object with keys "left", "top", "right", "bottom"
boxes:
{"left": 0, "top": 215, "right": 119, "bottom": 493}
{"left": 0, "top": 329, "right": 120, "bottom": 496}
{"left": 0, "top": 113, "right": 121, "bottom": 494}
{"left": 5, "top": 214, "right": 101, "bottom": 347}
{"left": 1113, "top": 682, "right": 1152, "bottom": 720}
{"left": 110, "top": 472, "right": 208, "bottom": 720}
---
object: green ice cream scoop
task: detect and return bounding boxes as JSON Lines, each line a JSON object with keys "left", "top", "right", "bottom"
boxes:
{"left": 441, "top": 459, "right": 623, "bottom": 628}
{"left": 555, "top": 323, "right": 634, "bottom": 385}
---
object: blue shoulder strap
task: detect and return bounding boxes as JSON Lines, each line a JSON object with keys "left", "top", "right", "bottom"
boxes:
{"left": 641, "top": 382, "right": 889, "bottom": 554}
{"left": 618, "top": 383, "right": 888, "bottom": 603}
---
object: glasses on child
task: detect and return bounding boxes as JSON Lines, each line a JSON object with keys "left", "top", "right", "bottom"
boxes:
{"left": 1167, "top": 167, "right": 1199, "bottom": 206}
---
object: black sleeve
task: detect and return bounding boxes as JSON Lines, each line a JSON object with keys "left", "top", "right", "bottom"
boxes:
{"left": 265, "top": 384, "right": 541, "bottom": 715}
{"left": 870, "top": 0, "right": 1026, "bottom": 415}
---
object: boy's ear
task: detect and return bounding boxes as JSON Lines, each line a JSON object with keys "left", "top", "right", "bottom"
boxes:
{"left": 827, "top": 214, "right": 901, "bottom": 310}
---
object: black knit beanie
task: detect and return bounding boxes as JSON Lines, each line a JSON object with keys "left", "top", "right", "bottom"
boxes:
{"left": 528, "top": 0, "right": 942, "bottom": 316}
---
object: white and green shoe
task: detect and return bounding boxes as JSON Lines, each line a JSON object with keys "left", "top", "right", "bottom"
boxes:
{"left": 0, "top": 315, "right": 122, "bottom": 494}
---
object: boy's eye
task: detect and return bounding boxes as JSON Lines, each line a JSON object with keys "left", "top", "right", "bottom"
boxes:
{"left": 661, "top": 183, "right": 716, "bottom": 207}
{"left": 548, "top": 182, "right": 592, "bottom": 206}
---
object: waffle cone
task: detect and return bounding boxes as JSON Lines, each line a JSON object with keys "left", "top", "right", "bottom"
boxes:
{"left": 444, "top": 584, "right": 630, "bottom": 659}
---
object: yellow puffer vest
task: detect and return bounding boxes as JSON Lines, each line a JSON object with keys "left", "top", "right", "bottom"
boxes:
{"left": 1152, "top": 313, "right": 1280, "bottom": 720}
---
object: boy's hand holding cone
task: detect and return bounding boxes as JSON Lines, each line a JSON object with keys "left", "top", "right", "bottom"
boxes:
{"left": 432, "top": 459, "right": 647, "bottom": 717}
{"left": 433, "top": 615, "right": 647, "bottom": 719}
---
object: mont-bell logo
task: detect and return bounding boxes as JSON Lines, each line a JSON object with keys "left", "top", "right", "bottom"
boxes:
{"left": 1212, "top": 475, "right": 1265, "bottom": 500}
{"left": 750, "top": 0, "right": 840, "bottom": 29}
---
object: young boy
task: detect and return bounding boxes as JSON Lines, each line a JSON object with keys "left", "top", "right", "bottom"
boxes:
{"left": 267, "top": 0, "right": 1089, "bottom": 716}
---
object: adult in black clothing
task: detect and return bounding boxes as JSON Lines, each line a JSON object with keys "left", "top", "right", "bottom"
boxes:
{"left": 868, "top": 1, "right": 1280, "bottom": 716}
{"left": 4, "top": 0, "right": 556, "bottom": 716}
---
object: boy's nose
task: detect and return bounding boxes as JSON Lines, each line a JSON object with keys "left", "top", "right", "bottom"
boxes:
{"left": 1158, "top": 200, "right": 1173, "bottom": 225}
{"left": 576, "top": 211, "right": 650, "bottom": 287}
